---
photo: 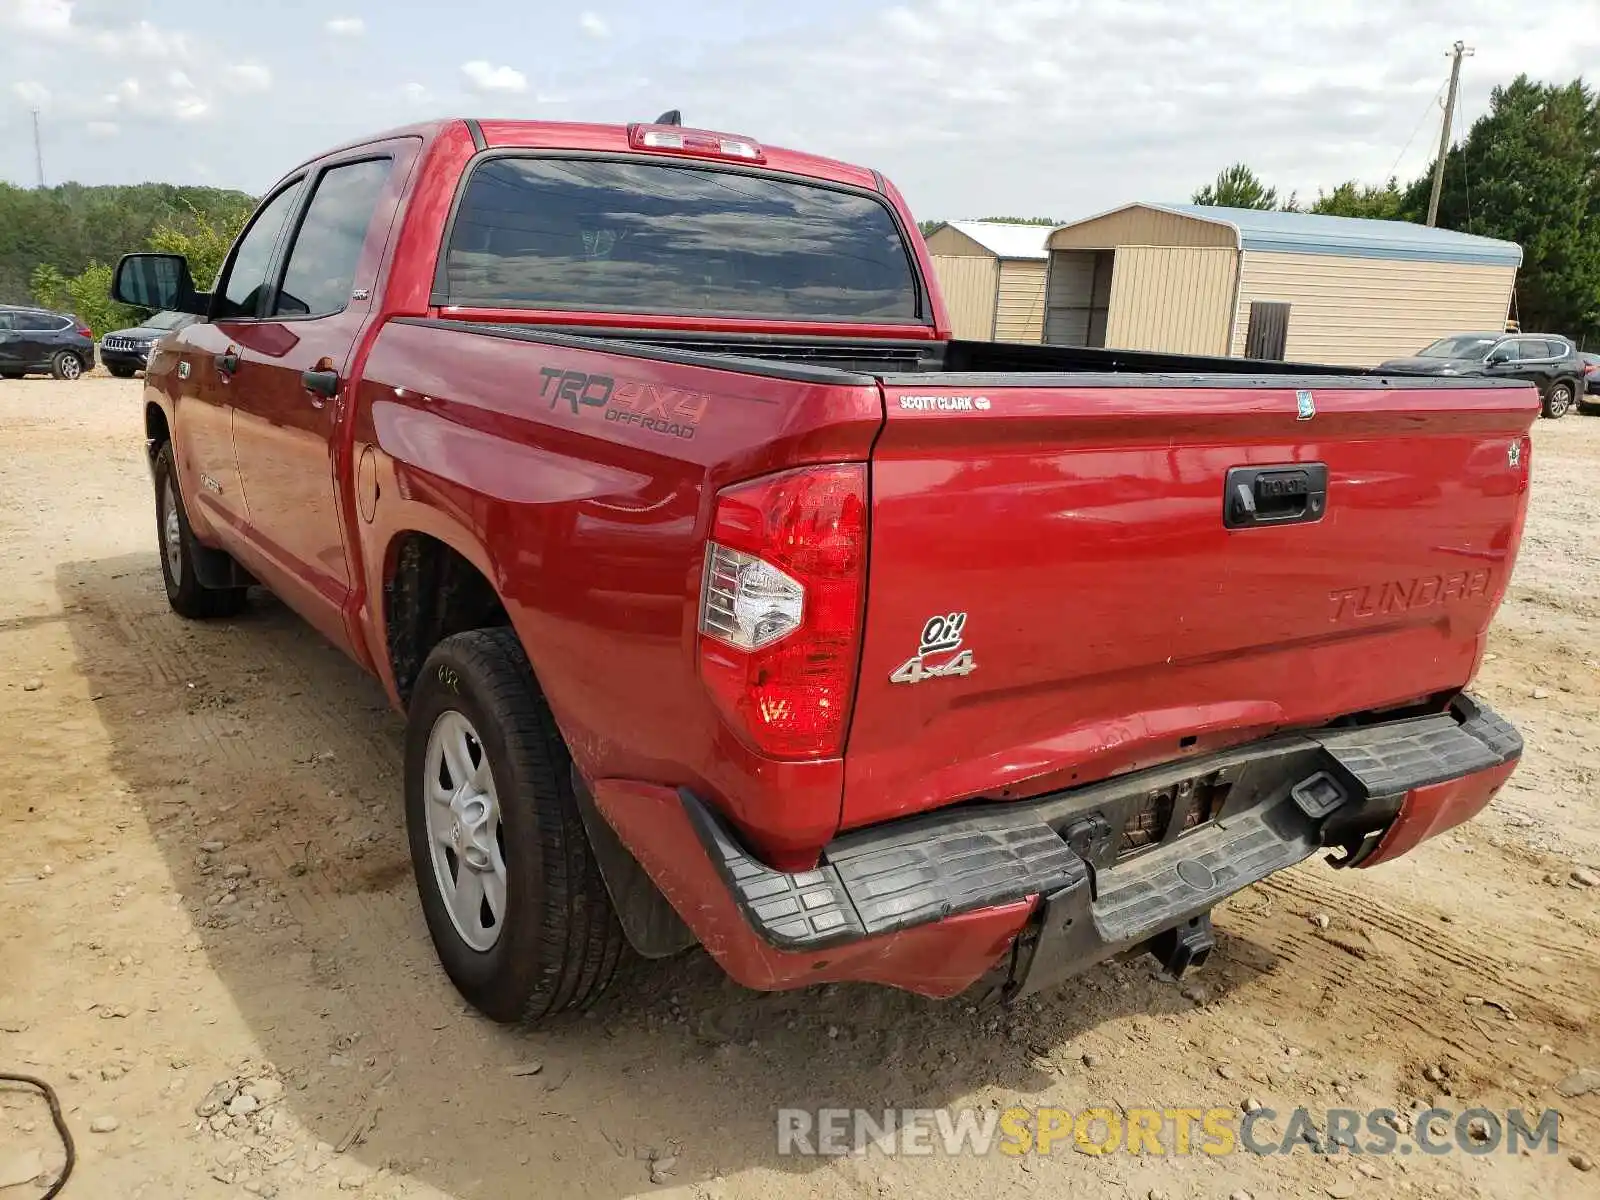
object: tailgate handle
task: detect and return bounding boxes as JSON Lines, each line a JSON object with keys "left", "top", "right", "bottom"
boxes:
{"left": 1224, "top": 464, "right": 1328, "bottom": 529}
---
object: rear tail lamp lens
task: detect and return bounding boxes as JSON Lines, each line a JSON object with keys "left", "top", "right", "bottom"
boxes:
{"left": 697, "top": 465, "right": 867, "bottom": 759}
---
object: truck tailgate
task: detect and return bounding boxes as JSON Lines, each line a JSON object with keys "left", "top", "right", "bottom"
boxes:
{"left": 842, "top": 379, "right": 1535, "bottom": 830}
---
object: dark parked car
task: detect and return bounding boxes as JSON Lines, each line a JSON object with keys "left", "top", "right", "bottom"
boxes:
{"left": 1581, "top": 352, "right": 1599, "bottom": 410}
{"left": 99, "top": 311, "right": 200, "bottom": 378}
{"left": 0, "top": 305, "right": 95, "bottom": 380}
{"left": 1379, "top": 333, "right": 1586, "bottom": 419}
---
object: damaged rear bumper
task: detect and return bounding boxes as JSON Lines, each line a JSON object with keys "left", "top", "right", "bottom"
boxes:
{"left": 588, "top": 695, "right": 1520, "bottom": 998}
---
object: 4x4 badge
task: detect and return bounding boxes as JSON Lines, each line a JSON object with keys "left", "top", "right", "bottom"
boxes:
{"left": 890, "top": 612, "right": 977, "bottom": 685}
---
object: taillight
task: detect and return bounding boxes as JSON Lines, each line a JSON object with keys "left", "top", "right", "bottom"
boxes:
{"left": 627, "top": 122, "right": 766, "bottom": 163}
{"left": 76, "top": 325, "right": 92, "bottom": 338}
{"left": 697, "top": 465, "right": 867, "bottom": 759}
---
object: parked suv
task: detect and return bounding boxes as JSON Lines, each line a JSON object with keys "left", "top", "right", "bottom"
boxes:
{"left": 1379, "top": 333, "right": 1586, "bottom": 419}
{"left": 99, "top": 311, "right": 199, "bottom": 378}
{"left": 0, "top": 305, "right": 95, "bottom": 379}
{"left": 1581, "top": 352, "right": 1599, "bottom": 412}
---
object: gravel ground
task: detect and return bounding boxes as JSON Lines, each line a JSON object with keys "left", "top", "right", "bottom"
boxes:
{"left": 2, "top": 377, "right": 1598, "bottom": 1200}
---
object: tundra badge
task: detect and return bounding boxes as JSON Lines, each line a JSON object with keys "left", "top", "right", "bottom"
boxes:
{"left": 890, "top": 612, "right": 978, "bottom": 685}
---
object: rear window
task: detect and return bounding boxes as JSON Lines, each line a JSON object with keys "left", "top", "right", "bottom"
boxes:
{"left": 443, "top": 157, "right": 922, "bottom": 322}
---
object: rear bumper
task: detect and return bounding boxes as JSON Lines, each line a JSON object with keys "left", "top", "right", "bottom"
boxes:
{"left": 590, "top": 695, "right": 1520, "bottom": 998}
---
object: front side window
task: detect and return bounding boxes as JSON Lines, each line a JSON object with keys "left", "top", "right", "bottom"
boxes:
{"left": 444, "top": 157, "right": 921, "bottom": 321}
{"left": 217, "top": 181, "right": 305, "bottom": 319}
{"left": 274, "top": 158, "right": 393, "bottom": 318}
{"left": 1419, "top": 335, "right": 1497, "bottom": 358}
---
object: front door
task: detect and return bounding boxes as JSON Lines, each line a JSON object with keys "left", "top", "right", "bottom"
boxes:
{"left": 0, "top": 312, "right": 19, "bottom": 373}
{"left": 227, "top": 147, "right": 412, "bottom": 648}
{"left": 174, "top": 178, "right": 307, "bottom": 539}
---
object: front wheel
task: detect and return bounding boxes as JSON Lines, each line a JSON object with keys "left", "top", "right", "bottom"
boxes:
{"left": 108, "top": 364, "right": 137, "bottom": 379}
{"left": 50, "top": 351, "right": 84, "bottom": 381}
{"left": 1542, "top": 381, "right": 1574, "bottom": 419}
{"left": 153, "top": 443, "right": 247, "bottom": 618}
{"left": 405, "top": 628, "right": 627, "bottom": 1023}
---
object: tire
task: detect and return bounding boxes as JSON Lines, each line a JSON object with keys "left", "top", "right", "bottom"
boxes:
{"left": 1542, "top": 380, "right": 1574, "bottom": 419}
{"left": 153, "top": 443, "right": 247, "bottom": 618}
{"left": 108, "top": 364, "right": 136, "bottom": 379}
{"left": 50, "top": 351, "right": 84, "bottom": 381}
{"left": 405, "top": 628, "right": 626, "bottom": 1023}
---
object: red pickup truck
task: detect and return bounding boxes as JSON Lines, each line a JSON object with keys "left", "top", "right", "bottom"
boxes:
{"left": 114, "top": 116, "right": 1532, "bottom": 1023}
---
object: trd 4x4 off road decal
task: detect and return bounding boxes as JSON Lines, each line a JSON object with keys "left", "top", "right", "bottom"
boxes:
{"left": 537, "top": 367, "right": 710, "bottom": 441}
{"left": 890, "top": 612, "right": 977, "bottom": 685}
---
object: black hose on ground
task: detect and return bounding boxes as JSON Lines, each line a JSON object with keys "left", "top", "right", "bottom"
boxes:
{"left": 0, "top": 1072, "right": 75, "bottom": 1198}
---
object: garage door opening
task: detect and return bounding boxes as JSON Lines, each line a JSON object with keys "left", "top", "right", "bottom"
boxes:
{"left": 1044, "top": 250, "right": 1114, "bottom": 347}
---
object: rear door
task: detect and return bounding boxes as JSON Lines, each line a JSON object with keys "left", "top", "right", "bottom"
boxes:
{"left": 842, "top": 378, "right": 1537, "bottom": 830}
{"left": 0, "top": 312, "right": 18, "bottom": 372}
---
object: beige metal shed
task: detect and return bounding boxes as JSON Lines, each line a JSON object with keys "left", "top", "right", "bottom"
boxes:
{"left": 924, "top": 221, "right": 1051, "bottom": 342}
{"left": 1042, "top": 204, "right": 1522, "bottom": 366}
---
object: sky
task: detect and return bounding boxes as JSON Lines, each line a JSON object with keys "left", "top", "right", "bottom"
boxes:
{"left": 2, "top": 0, "right": 1599, "bottom": 222}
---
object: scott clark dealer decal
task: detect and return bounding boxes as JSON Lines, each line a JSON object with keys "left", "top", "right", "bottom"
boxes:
{"left": 899, "top": 394, "right": 992, "bottom": 412}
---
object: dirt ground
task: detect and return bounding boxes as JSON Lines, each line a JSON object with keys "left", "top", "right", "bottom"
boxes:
{"left": 2, "top": 377, "right": 1598, "bottom": 1200}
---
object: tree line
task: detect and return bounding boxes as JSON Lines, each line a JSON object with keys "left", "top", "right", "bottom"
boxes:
{"left": 1188, "top": 75, "right": 1599, "bottom": 345}
{"left": 0, "top": 182, "right": 255, "bottom": 334}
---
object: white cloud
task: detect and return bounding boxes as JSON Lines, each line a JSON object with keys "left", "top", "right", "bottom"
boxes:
{"left": 326, "top": 16, "right": 366, "bottom": 36}
{"left": 400, "top": 81, "right": 433, "bottom": 105}
{"left": 654, "top": 0, "right": 1600, "bottom": 221}
{"left": 173, "top": 95, "right": 209, "bottom": 121}
{"left": 224, "top": 63, "right": 273, "bottom": 93}
{"left": 3, "top": 0, "right": 72, "bottom": 37}
{"left": 579, "top": 11, "right": 610, "bottom": 38}
{"left": 461, "top": 60, "right": 528, "bottom": 94}
{"left": 86, "top": 120, "right": 119, "bottom": 137}
{"left": 12, "top": 80, "right": 51, "bottom": 107}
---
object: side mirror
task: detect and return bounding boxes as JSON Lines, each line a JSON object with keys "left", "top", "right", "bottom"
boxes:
{"left": 1485, "top": 349, "right": 1511, "bottom": 366}
{"left": 111, "top": 253, "right": 207, "bottom": 314}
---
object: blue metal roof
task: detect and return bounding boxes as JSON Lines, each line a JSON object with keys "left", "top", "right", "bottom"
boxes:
{"left": 1148, "top": 203, "right": 1522, "bottom": 267}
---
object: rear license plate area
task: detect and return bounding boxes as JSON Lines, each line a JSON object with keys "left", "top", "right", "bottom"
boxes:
{"left": 1115, "top": 771, "right": 1234, "bottom": 860}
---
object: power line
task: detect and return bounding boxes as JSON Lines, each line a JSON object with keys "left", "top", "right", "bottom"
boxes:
{"left": 1387, "top": 79, "right": 1449, "bottom": 182}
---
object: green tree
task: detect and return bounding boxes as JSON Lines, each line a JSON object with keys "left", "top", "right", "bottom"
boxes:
{"left": 974, "top": 216, "right": 1060, "bottom": 225}
{"left": 1403, "top": 75, "right": 1600, "bottom": 343}
{"left": 1192, "top": 163, "right": 1280, "bottom": 210}
{"left": 147, "top": 196, "right": 256, "bottom": 290}
{"left": 0, "top": 182, "right": 255, "bottom": 306}
{"left": 1311, "top": 178, "right": 1406, "bottom": 219}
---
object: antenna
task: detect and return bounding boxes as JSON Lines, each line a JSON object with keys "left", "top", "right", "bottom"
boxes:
{"left": 653, "top": 109, "right": 682, "bottom": 126}
{"left": 32, "top": 108, "right": 44, "bottom": 189}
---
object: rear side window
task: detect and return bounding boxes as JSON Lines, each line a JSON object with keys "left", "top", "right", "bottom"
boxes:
{"left": 15, "top": 312, "right": 59, "bottom": 331}
{"left": 274, "top": 158, "right": 393, "bottom": 318}
{"left": 444, "top": 157, "right": 921, "bottom": 322}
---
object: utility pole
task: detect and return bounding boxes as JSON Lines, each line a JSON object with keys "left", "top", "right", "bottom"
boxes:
{"left": 31, "top": 107, "right": 45, "bottom": 188}
{"left": 1426, "top": 40, "right": 1473, "bottom": 227}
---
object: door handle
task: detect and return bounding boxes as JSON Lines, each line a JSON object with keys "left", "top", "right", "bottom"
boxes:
{"left": 1223, "top": 464, "right": 1328, "bottom": 529}
{"left": 215, "top": 349, "right": 240, "bottom": 376}
{"left": 301, "top": 368, "right": 340, "bottom": 400}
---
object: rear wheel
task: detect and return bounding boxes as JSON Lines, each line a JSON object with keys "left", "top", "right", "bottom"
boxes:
{"left": 405, "top": 628, "right": 627, "bottom": 1023}
{"left": 50, "top": 351, "right": 84, "bottom": 381}
{"left": 153, "top": 443, "right": 247, "bottom": 618}
{"left": 1542, "top": 380, "right": 1574, "bottom": 419}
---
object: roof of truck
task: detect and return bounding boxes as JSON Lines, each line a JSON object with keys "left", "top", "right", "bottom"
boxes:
{"left": 290, "top": 118, "right": 882, "bottom": 192}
